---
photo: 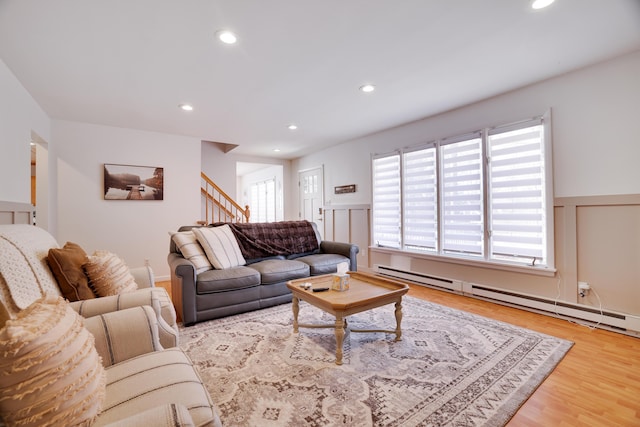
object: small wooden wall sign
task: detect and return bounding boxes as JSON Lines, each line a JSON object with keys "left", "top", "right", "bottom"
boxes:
{"left": 334, "top": 184, "right": 356, "bottom": 194}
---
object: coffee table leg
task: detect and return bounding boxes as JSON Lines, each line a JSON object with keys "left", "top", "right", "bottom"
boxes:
{"left": 335, "top": 316, "right": 345, "bottom": 365}
{"left": 292, "top": 296, "right": 299, "bottom": 333}
{"left": 394, "top": 300, "right": 403, "bottom": 341}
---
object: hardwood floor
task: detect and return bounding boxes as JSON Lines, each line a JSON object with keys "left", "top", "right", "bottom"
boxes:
{"left": 407, "top": 285, "right": 640, "bottom": 427}
{"left": 158, "top": 280, "right": 640, "bottom": 426}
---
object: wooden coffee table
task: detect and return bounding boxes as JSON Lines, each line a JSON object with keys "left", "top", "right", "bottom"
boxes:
{"left": 286, "top": 271, "right": 409, "bottom": 365}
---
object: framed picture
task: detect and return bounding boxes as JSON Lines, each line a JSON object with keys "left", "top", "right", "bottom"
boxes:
{"left": 334, "top": 184, "right": 356, "bottom": 194}
{"left": 103, "top": 163, "right": 164, "bottom": 200}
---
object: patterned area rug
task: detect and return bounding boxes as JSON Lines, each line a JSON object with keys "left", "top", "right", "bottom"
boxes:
{"left": 179, "top": 296, "right": 572, "bottom": 426}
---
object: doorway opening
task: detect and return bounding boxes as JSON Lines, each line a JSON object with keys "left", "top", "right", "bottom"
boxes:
{"left": 237, "top": 162, "right": 284, "bottom": 223}
{"left": 30, "top": 132, "right": 49, "bottom": 230}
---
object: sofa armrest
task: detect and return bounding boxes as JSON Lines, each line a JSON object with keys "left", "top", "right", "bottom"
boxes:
{"left": 167, "top": 252, "right": 198, "bottom": 326}
{"left": 100, "top": 403, "right": 197, "bottom": 427}
{"left": 83, "top": 305, "right": 163, "bottom": 367}
{"left": 320, "top": 241, "right": 360, "bottom": 271}
{"left": 129, "top": 265, "right": 155, "bottom": 289}
{"left": 68, "top": 288, "right": 178, "bottom": 348}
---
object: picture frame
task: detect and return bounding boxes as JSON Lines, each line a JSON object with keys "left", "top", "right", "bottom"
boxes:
{"left": 334, "top": 184, "right": 356, "bottom": 194}
{"left": 103, "top": 163, "right": 164, "bottom": 200}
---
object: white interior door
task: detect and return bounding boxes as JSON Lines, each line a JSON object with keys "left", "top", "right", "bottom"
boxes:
{"left": 299, "top": 166, "right": 324, "bottom": 238}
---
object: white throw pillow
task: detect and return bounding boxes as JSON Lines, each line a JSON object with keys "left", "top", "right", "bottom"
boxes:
{"left": 192, "top": 225, "right": 246, "bottom": 269}
{"left": 170, "top": 230, "right": 212, "bottom": 274}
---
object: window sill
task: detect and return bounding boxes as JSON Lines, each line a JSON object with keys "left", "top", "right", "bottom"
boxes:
{"left": 368, "top": 246, "right": 557, "bottom": 277}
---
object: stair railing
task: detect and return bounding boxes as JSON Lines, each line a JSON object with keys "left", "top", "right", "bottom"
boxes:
{"left": 200, "top": 172, "right": 250, "bottom": 224}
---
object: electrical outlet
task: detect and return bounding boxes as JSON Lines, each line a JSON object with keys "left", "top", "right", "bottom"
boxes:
{"left": 578, "top": 281, "right": 590, "bottom": 297}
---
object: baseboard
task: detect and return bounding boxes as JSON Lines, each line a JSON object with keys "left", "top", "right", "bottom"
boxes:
{"left": 372, "top": 264, "right": 640, "bottom": 337}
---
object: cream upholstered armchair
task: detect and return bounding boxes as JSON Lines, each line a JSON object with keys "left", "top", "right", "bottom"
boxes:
{"left": 0, "top": 225, "right": 222, "bottom": 426}
{"left": 0, "top": 296, "right": 221, "bottom": 426}
{"left": 0, "top": 224, "right": 178, "bottom": 348}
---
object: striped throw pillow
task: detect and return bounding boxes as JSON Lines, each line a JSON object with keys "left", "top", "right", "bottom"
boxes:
{"left": 192, "top": 225, "right": 246, "bottom": 269}
{"left": 170, "top": 230, "right": 212, "bottom": 274}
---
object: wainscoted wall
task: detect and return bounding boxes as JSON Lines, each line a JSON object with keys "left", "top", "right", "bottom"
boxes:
{"left": 368, "top": 194, "right": 640, "bottom": 319}
{"left": 0, "top": 201, "right": 34, "bottom": 225}
{"left": 555, "top": 193, "right": 640, "bottom": 316}
{"left": 322, "top": 204, "right": 370, "bottom": 269}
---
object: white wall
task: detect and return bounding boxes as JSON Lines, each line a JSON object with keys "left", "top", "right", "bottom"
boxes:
{"left": 291, "top": 50, "right": 640, "bottom": 314}
{"left": 53, "top": 120, "right": 201, "bottom": 279}
{"left": 292, "top": 50, "right": 640, "bottom": 213}
{"left": 0, "top": 58, "right": 50, "bottom": 205}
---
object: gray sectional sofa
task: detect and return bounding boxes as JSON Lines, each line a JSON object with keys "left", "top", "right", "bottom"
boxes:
{"left": 168, "top": 221, "right": 359, "bottom": 326}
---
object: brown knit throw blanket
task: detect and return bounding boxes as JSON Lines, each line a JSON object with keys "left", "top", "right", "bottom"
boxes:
{"left": 213, "top": 221, "right": 319, "bottom": 260}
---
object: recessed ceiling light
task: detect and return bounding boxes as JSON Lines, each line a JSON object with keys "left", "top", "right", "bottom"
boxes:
{"left": 216, "top": 30, "right": 238, "bottom": 44}
{"left": 531, "top": 0, "right": 555, "bottom": 9}
{"left": 288, "top": 124, "right": 298, "bottom": 130}
{"left": 360, "top": 84, "right": 376, "bottom": 93}
{"left": 179, "top": 104, "right": 193, "bottom": 111}
{"left": 273, "top": 148, "right": 281, "bottom": 152}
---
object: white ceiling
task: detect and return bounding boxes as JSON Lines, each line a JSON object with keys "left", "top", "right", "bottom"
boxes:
{"left": 1, "top": 0, "right": 639, "bottom": 160}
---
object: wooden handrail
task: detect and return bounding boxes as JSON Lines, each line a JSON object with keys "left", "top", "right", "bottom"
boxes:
{"left": 200, "top": 172, "right": 250, "bottom": 224}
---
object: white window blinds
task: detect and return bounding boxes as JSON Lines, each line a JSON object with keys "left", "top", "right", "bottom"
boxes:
{"left": 372, "top": 154, "right": 401, "bottom": 248}
{"left": 370, "top": 114, "right": 552, "bottom": 269}
{"left": 441, "top": 135, "right": 483, "bottom": 256}
{"left": 403, "top": 146, "right": 437, "bottom": 252}
{"left": 250, "top": 178, "right": 276, "bottom": 223}
{"left": 488, "top": 121, "right": 546, "bottom": 264}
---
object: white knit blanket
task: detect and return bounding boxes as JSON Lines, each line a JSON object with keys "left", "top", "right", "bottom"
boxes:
{"left": 0, "top": 225, "right": 61, "bottom": 312}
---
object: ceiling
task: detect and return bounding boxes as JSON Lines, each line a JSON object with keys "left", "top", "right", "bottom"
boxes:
{"left": 2, "top": 1, "right": 639, "bottom": 160}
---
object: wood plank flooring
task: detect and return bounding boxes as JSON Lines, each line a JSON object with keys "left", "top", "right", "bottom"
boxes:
{"left": 158, "top": 280, "right": 640, "bottom": 426}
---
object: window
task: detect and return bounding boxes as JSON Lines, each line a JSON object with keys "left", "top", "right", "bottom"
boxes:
{"left": 372, "top": 154, "right": 401, "bottom": 248}
{"left": 403, "top": 146, "right": 437, "bottom": 252}
{"left": 488, "top": 123, "right": 546, "bottom": 264}
{"left": 441, "top": 134, "right": 483, "bottom": 257}
{"left": 371, "top": 115, "right": 553, "bottom": 268}
{"left": 249, "top": 178, "right": 276, "bottom": 223}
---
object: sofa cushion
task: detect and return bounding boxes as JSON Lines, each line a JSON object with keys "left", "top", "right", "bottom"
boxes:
{"left": 84, "top": 251, "right": 139, "bottom": 297}
{"left": 95, "top": 347, "right": 221, "bottom": 427}
{"left": 193, "top": 225, "right": 246, "bottom": 269}
{"left": 196, "top": 266, "right": 261, "bottom": 294}
{"left": 47, "top": 241, "right": 96, "bottom": 301}
{"left": 83, "top": 305, "right": 162, "bottom": 367}
{"left": 0, "top": 296, "right": 106, "bottom": 427}
{"left": 98, "top": 403, "right": 196, "bottom": 427}
{"left": 170, "top": 230, "right": 212, "bottom": 274}
{"left": 296, "top": 253, "right": 351, "bottom": 275}
{"left": 69, "top": 287, "right": 178, "bottom": 350}
{"left": 248, "top": 259, "right": 310, "bottom": 285}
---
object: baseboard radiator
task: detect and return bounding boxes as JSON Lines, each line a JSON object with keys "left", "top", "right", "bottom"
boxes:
{"left": 375, "top": 264, "right": 640, "bottom": 336}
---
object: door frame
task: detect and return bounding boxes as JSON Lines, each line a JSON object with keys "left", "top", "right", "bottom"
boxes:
{"left": 298, "top": 165, "right": 324, "bottom": 237}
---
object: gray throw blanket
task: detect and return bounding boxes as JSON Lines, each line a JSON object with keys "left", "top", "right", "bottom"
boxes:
{"left": 212, "top": 221, "right": 319, "bottom": 260}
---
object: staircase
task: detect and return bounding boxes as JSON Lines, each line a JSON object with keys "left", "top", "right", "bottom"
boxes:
{"left": 200, "top": 172, "right": 250, "bottom": 224}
